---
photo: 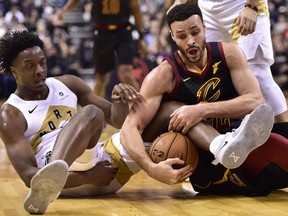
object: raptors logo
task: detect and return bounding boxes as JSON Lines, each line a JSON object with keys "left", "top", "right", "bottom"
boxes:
{"left": 44, "top": 151, "right": 52, "bottom": 165}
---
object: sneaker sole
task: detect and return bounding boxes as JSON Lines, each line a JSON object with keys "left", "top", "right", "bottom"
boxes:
{"left": 24, "top": 160, "right": 68, "bottom": 214}
{"left": 221, "top": 104, "right": 274, "bottom": 169}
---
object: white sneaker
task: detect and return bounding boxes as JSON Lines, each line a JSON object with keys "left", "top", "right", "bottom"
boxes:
{"left": 24, "top": 160, "right": 69, "bottom": 214}
{"left": 210, "top": 104, "right": 274, "bottom": 169}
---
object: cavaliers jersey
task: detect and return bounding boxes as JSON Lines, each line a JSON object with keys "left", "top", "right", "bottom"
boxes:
{"left": 91, "top": 0, "right": 131, "bottom": 26}
{"left": 164, "top": 42, "right": 240, "bottom": 132}
{"left": 4, "top": 78, "right": 77, "bottom": 154}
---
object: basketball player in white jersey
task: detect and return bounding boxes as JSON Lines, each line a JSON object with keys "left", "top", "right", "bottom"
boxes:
{"left": 0, "top": 30, "right": 140, "bottom": 214}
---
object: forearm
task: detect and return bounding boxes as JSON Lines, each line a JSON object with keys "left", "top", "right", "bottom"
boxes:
{"left": 199, "top": 94, "right": 264, "bottom": 119}
{"left": 108, "top": 103, "right": 129, "bottom": 128}
{"left": 120, "top": 127, "right": 155, "bottom": 175}
{"left": 64, "top": 171, "right": 87, "bottom": 188}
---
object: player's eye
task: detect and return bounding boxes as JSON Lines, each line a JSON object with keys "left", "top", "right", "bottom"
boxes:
{"left": 26, "top": 63, "right": 34, "bottom": 69}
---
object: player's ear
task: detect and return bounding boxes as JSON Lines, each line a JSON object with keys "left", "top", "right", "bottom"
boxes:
{"left": 170, "top": 30, "right": 175, "bottom": 41}
{"left": 203, "top": 21, "right": 206, "bottom": 32}
{"left": 10, "top": 66, "right": 17, "bottom": 78}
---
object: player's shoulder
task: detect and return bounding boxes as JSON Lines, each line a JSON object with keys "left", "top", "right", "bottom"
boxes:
{"left": 221, "top": 42, "right": 243, "bottom": 58}
{"left": 221, "top": 42, "right": 241, "bottom": 52}
{"left": 141, "top": 60, "right": 175, "bottom": 93}
{"left": 54, "top": 74, "right": 85, "bottom": 88}
{"left": 148, "top": 60, "right": 174, "bottom": 81}
{"left": 0, "top": 102, "right": 23, "bottom": 131}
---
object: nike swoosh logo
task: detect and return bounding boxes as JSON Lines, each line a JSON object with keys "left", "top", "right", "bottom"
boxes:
{"left": 28, "top": 105, "right": 38, "bottom": 114}
{"left": 183, "top": 77, "right": 191, "bottom": 82}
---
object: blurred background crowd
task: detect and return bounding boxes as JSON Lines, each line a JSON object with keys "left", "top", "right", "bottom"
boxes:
{"left": 0, "top": 0, "right": 287, "bottom": 99}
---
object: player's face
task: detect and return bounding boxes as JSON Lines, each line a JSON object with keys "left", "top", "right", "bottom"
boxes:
{"left": 11, "top": 46, "right": 47, "bottom": 92}
{"left": 170, "top": 15, "right": 206, "bottom": 64}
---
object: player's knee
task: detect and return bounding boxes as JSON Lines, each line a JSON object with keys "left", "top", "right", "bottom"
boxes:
{"left": 82, "top": 104, "right": 105, "bottom": 126}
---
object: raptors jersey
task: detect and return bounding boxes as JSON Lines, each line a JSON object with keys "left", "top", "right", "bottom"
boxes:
{"left": 4, "top": 78, "right": 77, "bottom": 154}
{"left": 164, "top": 42, "right": 240, "bottom": 132}
{"left": 91, "top": 0, "right": 131, "bottom": 26}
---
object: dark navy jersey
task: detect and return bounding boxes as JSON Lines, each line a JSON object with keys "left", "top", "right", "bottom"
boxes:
{"left": 91, "top": 0, "right": 131, "bottom": 26}
{"left": 164, "top": 42, "right": 241, "bottom": 132}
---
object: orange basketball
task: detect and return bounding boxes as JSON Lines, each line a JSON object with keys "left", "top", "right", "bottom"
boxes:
{"left": 149, "top": 131, "right": 199, "bottom": 169}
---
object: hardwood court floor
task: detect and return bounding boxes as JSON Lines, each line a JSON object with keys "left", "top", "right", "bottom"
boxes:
{"left": 0, "top": 92, "right": 288, "bottom": 216}
{"left": 1, "top": 125, "right": 288, "bottom": 216}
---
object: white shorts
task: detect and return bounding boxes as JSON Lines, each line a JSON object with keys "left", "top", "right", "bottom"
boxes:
{"left": 35, "top": 129, "right": 101, "bottom": 171}
{"left": 199, "top": 0, "right": 274, "bottom": 65}
{"left": 47, "top": 131, "right": 143, "bottom": 197}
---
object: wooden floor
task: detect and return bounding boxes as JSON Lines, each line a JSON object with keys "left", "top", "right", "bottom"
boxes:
{"left": 1, "top": 127, "right": 288, "bottom": 216}
{"left": 1, "top": 92, "right": 288, "bottom": 216}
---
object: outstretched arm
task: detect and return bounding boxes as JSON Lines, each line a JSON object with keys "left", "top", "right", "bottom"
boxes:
{"left": 120, "top": 62, "right": 193, "bottom": 185}
{"left": 57, "top": 75, "right": 140, "bottom": 128}
{"left": 64, "top": 162, "right": 118, "bottom": 188}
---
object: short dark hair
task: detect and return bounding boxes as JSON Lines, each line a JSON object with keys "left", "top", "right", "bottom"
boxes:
{"left": 0, "top": 30, "right": 44, "bottom": 74}
{"left": 166, "top": 3, "right": 203, "bottom": 28}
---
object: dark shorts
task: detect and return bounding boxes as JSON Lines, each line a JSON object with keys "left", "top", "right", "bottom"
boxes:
{"left": 190, "top": 132, "right": 288, "bottom": 196}
{"left": 93, "top": 27, "right": 135, "bottom": 74}
{"left": 190, "top": 150, "right": 260, "bottom": 196}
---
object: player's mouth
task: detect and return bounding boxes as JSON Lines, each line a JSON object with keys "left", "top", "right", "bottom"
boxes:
{"left": 35, "top": 78, "right": 46, "bottom": 86}
{"left": 188, "top": 48, "right": 198, "bottom": 58}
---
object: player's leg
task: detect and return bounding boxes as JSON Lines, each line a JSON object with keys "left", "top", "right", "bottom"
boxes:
{"left": 93, "top": 33, "right": 116, "bottom": 97}
{"left": 95, "top": 72, "right": 111, "bottom": 97}
{"left": 24, "top": 160, "right": 69, "bottom": 214}
{"left": 241, "top": 133, "right": 288, "bottom": 195}
{"left": 237, "top": 14, "right": 288, "bottom": 122}
{"left": 241, "top": 133, "right": 288, "bottom": 180}
{"left": 24, "top": 105, "right": 104, "bottom": 214}
{"left": 209, "top": 104, "right": 274, "bottom": 169}
{"left": 272, "top": 122, "right": 288, "bottom": 139}
{"left": 249, "top": 62, "right": 288, "bottom": 122}
{"left": 143, "top": 102, "right": 274, "bottom": 169}
{"left": 116, "top": 30, "right": 139, "bottom": 91}
{"left": 50, "top": 104, "right": 104, "bottom": 166}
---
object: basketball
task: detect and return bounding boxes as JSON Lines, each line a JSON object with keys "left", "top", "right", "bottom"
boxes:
{"left": 149, "top": 131, "right": 199, "bottom": 169}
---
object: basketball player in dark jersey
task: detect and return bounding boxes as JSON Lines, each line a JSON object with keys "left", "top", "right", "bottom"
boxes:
{"left": 160, "top": 19, "right": 288, "bottom": 196}
{"left": 121, "top": 3, "right": 288, "bottom": 196}
{"left": 57, "top": 0, "right": 146, "bottom": 97}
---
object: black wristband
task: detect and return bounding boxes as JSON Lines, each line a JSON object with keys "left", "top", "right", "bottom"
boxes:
{"left": 244, "top": 3, "right": 258, "bottom": 12}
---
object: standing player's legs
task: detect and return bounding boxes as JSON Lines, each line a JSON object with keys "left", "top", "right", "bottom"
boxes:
{"left": 249, "top": 62, "right": 288, "bottom": 122}
{"left": 236, "top": 14, "right": 288, "bottom": 122}
{"left": 95, "top": 73, "right": 111, "bottom": 97}
{"left": 116, "top": 30, "right": 139, "bottom": 91}
{"left": 93, "top": 32, "right": 116, "bottom": 97}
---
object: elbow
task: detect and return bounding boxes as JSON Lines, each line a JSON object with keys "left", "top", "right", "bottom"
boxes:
{"left": 255, "top": 94, "right": 266, "bottom": 107}
{"left": 248, "top": 94, "right": 266, "bottom": 112}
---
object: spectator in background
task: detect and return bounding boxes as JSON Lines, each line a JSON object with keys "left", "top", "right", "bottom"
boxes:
{"left": 57, "top": 0, "right": 147, "bottom": 97}
{"left": 4, "top": 3, "right": 24, "bottom": 28}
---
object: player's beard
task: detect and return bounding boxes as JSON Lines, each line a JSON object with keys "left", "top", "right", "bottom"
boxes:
{"left": 179, "top": 39, "right": 206, "bottom": 64}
